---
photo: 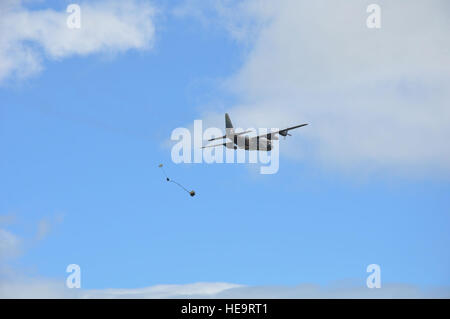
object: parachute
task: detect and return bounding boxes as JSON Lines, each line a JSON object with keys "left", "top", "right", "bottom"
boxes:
{"left": 158, "top": 164, "right": 196, "bottom": 197}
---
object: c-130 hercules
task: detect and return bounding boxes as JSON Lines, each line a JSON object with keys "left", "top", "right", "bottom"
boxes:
{"left": 202, "top": 113, "right": 308, "bottom": 151}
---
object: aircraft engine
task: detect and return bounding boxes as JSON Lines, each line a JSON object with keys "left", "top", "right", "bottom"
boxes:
{"left": 226, "top": 143, "right": 238, "bottom": 150}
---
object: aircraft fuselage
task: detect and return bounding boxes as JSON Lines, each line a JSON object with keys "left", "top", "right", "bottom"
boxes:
{"left": 226, "top": 134, "right": 272, "bottom": 151}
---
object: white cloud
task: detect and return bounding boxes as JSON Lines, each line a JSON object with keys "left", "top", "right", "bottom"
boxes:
{"left": 184, "top": 0, "right": 450, "bottom": 177}
{"left": 0, "top": 0, "right": 156, "bottom": 82}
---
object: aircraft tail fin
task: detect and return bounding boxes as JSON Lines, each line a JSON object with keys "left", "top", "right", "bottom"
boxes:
{"left": 225, "top": 113, "right": 233, "bottom": 129}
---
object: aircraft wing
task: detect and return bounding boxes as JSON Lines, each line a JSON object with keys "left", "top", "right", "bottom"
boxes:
{"left": 201, "top": 142, "right": 226, "bottom": 149}
{"left": 207, "top": 130, "right": 253, "bottom": 142}
{"left": 256, "top": 123, "right": 308, "bottom": 139}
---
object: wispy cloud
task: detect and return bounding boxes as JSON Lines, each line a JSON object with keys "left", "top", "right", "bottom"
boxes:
{"left": 0, "top": 228, "right": 22, "bottom": 261}
{"left": 1, "top": 279, "right": 449, "bottom": 299}
{"left": 1, "top": 222, "right": 449, "bottom": 298}
{"left": 35, "top": 214, "right": 64, "bottom": 241}
{"left": 81, "top": 282, "right": 243, "bottom": 299}
{"left": 0, "top": 0, "right": 157, "bottom": 83}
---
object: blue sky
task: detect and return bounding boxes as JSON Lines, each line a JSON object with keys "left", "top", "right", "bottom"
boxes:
{"left": 1, "top": 0, "right": 449, "bottom": 296}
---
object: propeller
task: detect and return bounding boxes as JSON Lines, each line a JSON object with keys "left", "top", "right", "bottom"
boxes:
{"left": 283, "top": 133, "right": 292, "bottom": 140}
